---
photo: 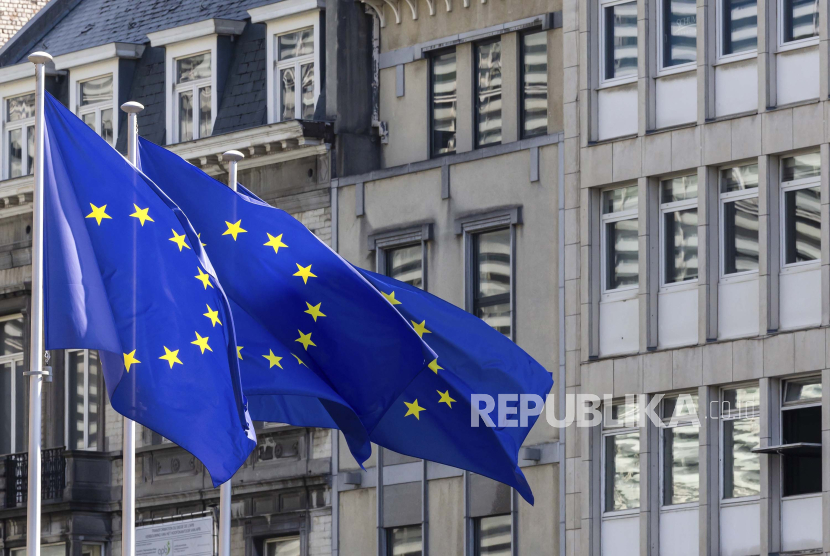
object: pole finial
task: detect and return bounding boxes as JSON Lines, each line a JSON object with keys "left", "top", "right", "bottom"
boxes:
{"left": 28, "top": 51, "right": 52, "bottom": 65}
{"left": 222, "top": 150, "right": 245, "bottom": 162}
{"left": 121, "top": 101, "right": 144, "bottom": 114}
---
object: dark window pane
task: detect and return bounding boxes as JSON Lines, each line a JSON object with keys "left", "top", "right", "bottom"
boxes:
{"left": 178, "top": 90, "right": 193, "bottom": 142}
{"left": 782, "top": 406, "right": 822, "bottom": 496}
{"left": 783, "top": 0, "right": 819, "bottom": 42}
{"left": 723, "top": 417, "right": 760, "bottom": 498}
{"left": 301, "top": 63, "right": 315, "bottom": 119}
{"left": 784, "top": 186, "right": 820, "bottom": 264}
{"left": 722, "top": 0, "right": 758, "bottom": 55}
{"left": 281, "top": 67, "right": 296, "bottom": 121}
{"left": 79, "top": 75, "right": 113, "bottom": 106}
{"left": 522, "top": 31, "right": 548, "bottom": 138}
{"left": 605, "top": 432, "right": 640, "bottom": 511}
{"left": 198, "top": 86, "right": 211, "bottom": 139}
{"left": 476, "top": 40, "right": 502, "bottom": 147}
{"left": 723, "top": 197, "right": 759, "bottom": 274}
{"left": 432, "top": 51, "right": 457, "bottom": 156}
{"left": 663, "top": 0, "right": 697, "bottom": 66}
{"left": 664, "top": 208, "right": 698, "bottom": 283}
{"left": 604, "top": 2, "right": 638, "bottom": 80}
{"left": 387, "top": 525, "right": 422, "bottom": 556}
{"left": 386, "top": 245, "right": 422, "bottom": 288}
{"left": 781, "top": 152, "right": 820, "bottom": 181}
{"left": 606, "top": 219, "right": 639, "bottom": 289}
{"left": 721, "top": 164, "right": 759, "bottom": 193}
{"left": 7, "top": 93, "right": 34, "bottom": 121}
{"left": 278, "top": 28, "right": 314, "bottom": 60}
{"left": 8, "top": 128, "right": 22, "bottom": 178}
{"left": 475, "top": 514, "right": 512, "bottom": 555}
{"left": 176, "top": 53, "right": 211, "bottom": 83}
{"left": 661, "top": 174, "right": 698, "bottom": 203}
{"left": 663, "top": 425, "right": 700, "bottom": 505}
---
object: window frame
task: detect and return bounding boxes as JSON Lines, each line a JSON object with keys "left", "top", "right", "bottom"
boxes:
{"left": 779, "top": 150, "right": 821, "bottom": 272}
{"left": 718, "top": 162, "right": 760, "bottom": 282}
{"left": 67, "top": 58, "right": 120, "bottom": 148}
{"left": 173, "top": 50, "right": 213, "bottom": 143}
{"left": 716, "top": 0, "right": 759, "bottom": 61}
{"left": 274, "top": 27, "right": 317, "bottom": 122}
{"left": 779, "top": 375, "right": 822, "bottom": 499}
{"left": 473, "top": 37, "right": 503, "bottom": 149}
{"left": 656, "top": 0, "right": 698, "bottom": 73}
{"left": 64, "top": 349, "right": 102, "bottom": 451}
{"left": 719, "top": 383, "right": 761, "bottom": 504}
{"left": 598, "top": 0, "right": 640, "bottom": 87}
{"left": 601, "top": 184, "right": 640, "bottom": 298}
{"left": 777, "top": 0, "right": 820, "bottom": 50}
{"left": 0, "top": 312, "right": 25, "bottom": 455}
{"left": 76, "top": 75, "right": 115, "bottom": 144}
{"left": 659, "top": 174, "right": 699, "bottom": 290}
{"left": 601, "top": 400, "right": 641, "bottom": 517}
{"left": 429, "top": 47, "right": 458, "bottom": 158}
{"left": 658, "top": 392, "right": 700, "bottom": 510}
{"left": 519, "top": 28, "right": 549, "bottom": 139}
{"left": 2, "top": 90, "right": 35, "bottom": 181}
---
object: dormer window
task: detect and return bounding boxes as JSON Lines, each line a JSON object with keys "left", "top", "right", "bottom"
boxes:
{"left": 78, "top": 75, "right": 114, "bottom": 144}
{"left": 6, "top": 92, "right": 34, "bottom": 179}
{"left": 277, "top": 28, "right": 315, "bottom": 121}
{"left": 175, "top": 52, "right": 212, "bottom": 141}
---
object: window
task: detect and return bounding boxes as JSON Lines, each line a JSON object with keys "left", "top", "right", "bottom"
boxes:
{"left": 175, "top": 52, "right": 212, "bottom": 142}
{"left": 781, "top": 0, "right": 819, "bottom": 43}
{"left": 781, "top": 152, "right": 820, "bottom": 266}
{"left": 387, "top": 525, "right": 422, "bottom": 556}
{"left": 5, "top": 92, "right": 34, "bottom": 179}
{"left": 602, "top": 185, "right": 639, "bottom": 291}
{"left": 601, "top": 0, "right": 638, "bottom": 81}
{"left": 385, "top": 244, "right": 423, "bottom": 288}
{"left": 720, "top": 164, "right": 759, "bottom": 276}
{"left": 78, "top": 75, "right": 114, "bottom": 144}
{"left": 475, "top": 39, "right": 502, "bottom": 147}
{"left": 721, "top": 386, "right": 760, "bottom": 499}
{"left": 720, "top": 0, "right": 758, "bottom": 55}
{"left": 65, "top": 349, "right": 101, "bottom": 451}
{"left": 603, "top": 401, "right": 640, "bottom": 512}
{"left": 780, "top": 377, "right": 822, "bottom": 496}
{"left": 431, "top": 49, "right": 457, "bottom": 156}
{"left": 264, "top": 536, "right": 300, "bottom": 556}
{"left": 473, "top": 228, "right": 511, "bottom": 337}
{"left": 661, "top": 394, "right": 699, "bottom": 506}
{"left": 521, "top": 31, "right": 548, "bottom": 138}
{"left": 82, "top": 544, "right": 103, "bottom": 556}
{"left": 0, "top": 315, "right": 24, "bottom": 455}
{"left": 276, "top": 28, "right": 315, "bottom": 121}
{"left": 661, "top": 175, "right": 698, "bottom": 285}
{"left": 474, "top": 514, "right": 511, "bottom": 555}
{"left": 661, "top": 0, "right": 697, "bottom": 67}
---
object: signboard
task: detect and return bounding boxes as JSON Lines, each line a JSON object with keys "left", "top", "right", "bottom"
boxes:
{"left": 136, "top": 516, "right": 214, "bottom": 556}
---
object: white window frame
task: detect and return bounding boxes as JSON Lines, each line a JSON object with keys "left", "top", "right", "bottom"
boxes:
{"left": 601, "top": 185, "right": 639, "bottom": 298}
{"left": 601, "top": 401, "right": 641, "bottom": 518}
{"left": 69, "top": 59, "right": 119, "bottom": 146}
{"left": 718, "top": 162, "right": 760, "bottom": 283}
{"left": 779, "top": 150, "right": 821, "bottom": 273}
{"left": 719, "top": 383, "right": 761, "bottom": 505}
{"left": 0, "top": 79, "right": 35, "bottom": 181}
{"left": 716, "top": 0, "right": 759, "bottom": 62}
{"left": 779, "top": 375, "right": 822, "bottom": 500}
{"left": 173, "top": 49, "right": 213, "bottom": 143}
{"left": 0, "top": 313, "right": 24, "bottom": 455}
{"left": 659, "top": 174, "right": 699, "bottom": 291}
{"left": 656, "top": 0, "right": 698, "bottom": 74}
{"left": 249, "top": 3, "right": 323, "bottom": 125}
{"left": 777, "top": 0, "right": 820, "bottom": 51}
{"left": 64, "top": 349, "right": 99, "bottom": 451}
{"left": 598, "top": 0, "right": 639, "bottom": 87}
{"left": 658, "top": 392, "right": 700, "bottom": 511}
{"left": 275, "top": 27, "right": 316, "bottom": 121}
{"left": 264, "top": 535, "right": 301, "bottom": 556}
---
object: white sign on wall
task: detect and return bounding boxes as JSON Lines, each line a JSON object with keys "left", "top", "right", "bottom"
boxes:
{"left": 136, "top": 516, "right": 214, "bottom": 556}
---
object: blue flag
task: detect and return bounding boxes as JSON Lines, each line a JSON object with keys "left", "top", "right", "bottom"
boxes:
{"left": 42, "top": 93, "right": 256, "bottom": 486}
{"left": 136, "top": 137, "right": 436, "bottom": 465}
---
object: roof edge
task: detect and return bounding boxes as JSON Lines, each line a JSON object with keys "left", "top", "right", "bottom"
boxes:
{"left": 0, "top": 0, "right": 84, "bottom": 67}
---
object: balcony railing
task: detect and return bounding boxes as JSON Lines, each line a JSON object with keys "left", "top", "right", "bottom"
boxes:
{"left": 3, "top": 447, "right": 66, "bottom": 508}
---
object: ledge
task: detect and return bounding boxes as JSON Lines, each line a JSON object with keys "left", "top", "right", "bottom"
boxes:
{"left": 147, "top": 18, "right": 247, "bottom": 47}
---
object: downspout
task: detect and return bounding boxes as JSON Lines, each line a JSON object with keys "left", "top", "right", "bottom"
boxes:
{"left": 367, "top": 7, "right": 388, "bottom": 143}
{"left": 558, "top": 139, "right": 567, "bottom": 556}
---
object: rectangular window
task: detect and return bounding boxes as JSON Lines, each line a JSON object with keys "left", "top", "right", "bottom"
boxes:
{"left": 264, "top": 536, "right": 300, "bottom": 556}
{"left": 277, "top": 28, "right": 315, "bottom": 121}
{"left": 432, "top": 49, "right": 457, "bottom": 156}
{"left": 602, "top": 0, "right": 638, "bottom": 81}
{"left": 782, "top": 0, "right": 819, "bottom": 43}
{"left": 661, "top": 394, "right": 700, "bottom": 506}
{"left": 720, "top": 164, "right": 759, "bottom": 276}
{"left": 78, "top": 75, "right": 114, "bottom": 144}
{"left": 387, "top": 525, "right": 423, "bottom": 556}
{"left": 385, "top": 244, "right": 423, "bottom": 289}
{"left": 781, "top": 152, "right": 821, "bottom": 265}
{"left": 81, "top": 544, "right": 103, "bottom": 556}
{"left": 721, "top": 0, "right": 758, "bottom": 55}
{"left": 521, "top": 31, "right": 548, "bottom": 138}
{"left": 603, "top": 401, "right": 640, "bottom": 512}
{"left": 721, "top": 386, "right": 760, "bottom": 499}
{"left": 473, "top": 228, "right": 511, "bottom": 337}
{"left": 662, "top": 0, "right": 697, "bottom": 67}
{"left": 661, "top": 175, "right": 699, "bottom": 285}
{"left": 602, "top": 185, "right": 639, "bottom": 291}
{"left": 5, "top": 93, "right": 35, "bottom": 179}
{"left": 175, "top": 52, "right": 211, "bottom": 142}
{"left": 781, "top": 377, "right": 822, "bottom": 496}
{"left": 474, "top": 514, "right": 511, "bottom": 555}
{"left": 0, "top": 315, "right": 25, "bottom": 455}
{"left": 66, "top": 349, "right": 100, "bottom": 451}
{"left": 475, "top": 39, "right": 502, "bottom": 147}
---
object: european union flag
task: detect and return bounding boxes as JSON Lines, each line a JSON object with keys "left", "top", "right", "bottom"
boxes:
{"left": 136, "top": 138, "right": 435, "bottom": 465}
{"left": 42, "top": 93, "right": 256, "bottom": 486}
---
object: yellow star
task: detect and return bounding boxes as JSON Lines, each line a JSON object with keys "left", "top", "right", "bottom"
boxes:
{"left": 191, "top": 332, "right": 212, "bottom": 354}
{"left": 437, "top": 390, "right": 456, "bottom": 408}
{"left": 264, "top": 233, "right": 288, "bottom": 254}
{"left": 123, "top": 350, "right": 140, "bottom": 372}
{"left": 295, "top": 330, "right": 316, "bottom": 351}
{"left": 198, "top": 233, "right": 206, "bottom": 246}
{"left": 411, "top": 319, "right": 431, "bottom": 338}
{"left": 428, "top": 358, "right": 443, "bottom": 374}
{"left": 129, "top": 204, "right": 154, "bottom": 226}
{"left": 222, "top": 220, "right": 247, "bottom": 241}
{"left": 169, "top": 229, "right": 191, "bottom": 251}
{"left": 382, "top": 291, "right": 402, "bottom": 305}
{"left": 203, "top": 304, "right": 222, "bottom": 327}
{"left": 159, "top": 346, "right": 182, "bottom": 369}
{"left": 404, "top": 399, "right": 425, "bottom": 420}
{"left": 195, "top": 267, "right": 213, "bottom": 289}
{"left": 293, "top": 264, "right": 317, "bottom": 284}
{"left": 237, "top": 346, "right": 243, "bottom": 360}
{"left": 292, "top": 353, "right": 307, "bottom": 367}
{"left": 304, "top": 302, "right": 326, "bottom": 322}
{"left": 263, "top": 350, "right": 283, "bottom": 369}
{"left": 86, "top": 203, "right": 112, "bottom": 226}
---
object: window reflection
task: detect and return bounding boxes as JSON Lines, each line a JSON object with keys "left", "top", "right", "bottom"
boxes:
{"left": 522, "top": 31, "right": 548, "bottom": 138}
{"left": 432, "top": 50, "right": 457, "bottom": 156}
{"left": 476, "top": 40, "right": 502, "bottom": 147}
{"left": 605, "top": 431, "right": 640, "bottom": 511}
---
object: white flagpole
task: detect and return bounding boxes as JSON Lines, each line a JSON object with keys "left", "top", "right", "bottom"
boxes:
{"left": 26, "top": 51, "right": 51, "bottom": 556}
{"left": 121, "top": 100, "right": 144, "bottom": 556}
{"left": 218, "top": 149, "right": 243, "bottom": 556}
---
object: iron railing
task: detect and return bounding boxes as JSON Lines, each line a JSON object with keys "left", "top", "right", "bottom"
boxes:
{"left": 4, "top": 447, "right": 65, "bottom": 508}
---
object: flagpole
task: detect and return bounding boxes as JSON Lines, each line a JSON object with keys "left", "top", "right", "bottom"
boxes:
{"left": 121, "top": 100, "right": 144, "bottom": 556}
{"left": 218, "top": 150, "right": 243, "bottom": 556}
{"left": 25, "top": 51, "right": 51, "bottom": 556}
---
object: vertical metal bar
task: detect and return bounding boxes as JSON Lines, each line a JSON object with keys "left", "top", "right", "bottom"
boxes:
{"left": 26, "top": 50, "right": 51, "bottom": 556}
